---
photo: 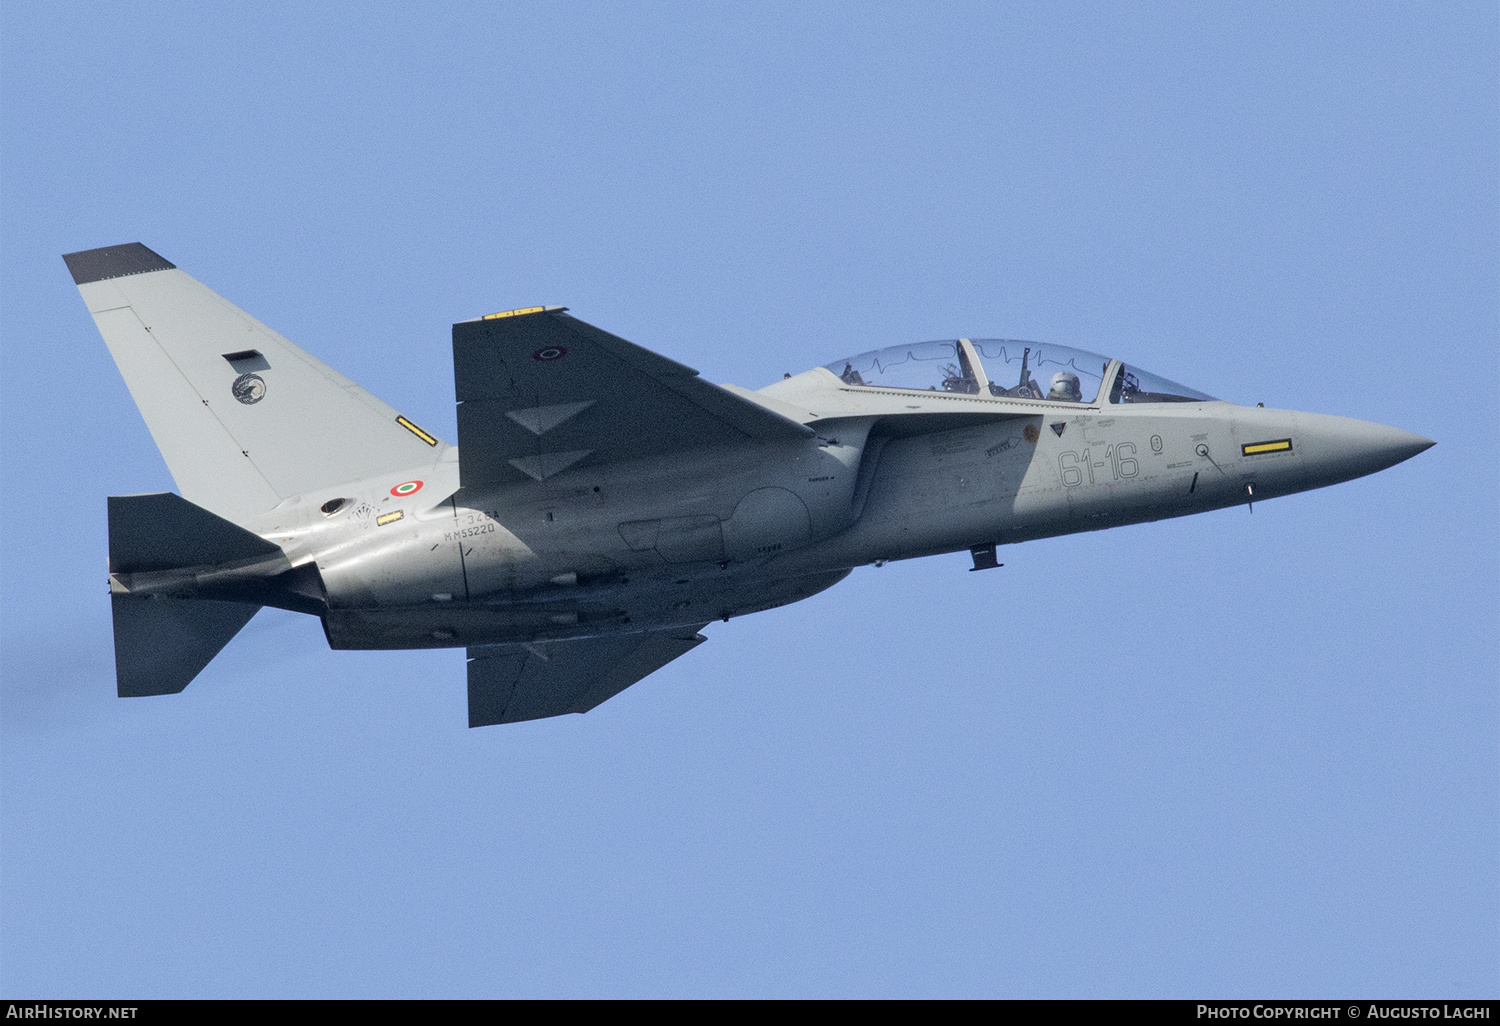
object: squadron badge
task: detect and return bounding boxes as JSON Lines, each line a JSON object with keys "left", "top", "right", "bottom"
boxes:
{"left": 231, "top": 372, "right": 266, "bottom": 405}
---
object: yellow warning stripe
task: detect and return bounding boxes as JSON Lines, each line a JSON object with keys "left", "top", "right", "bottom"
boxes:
{"left": 1242, "top": 439, "right": 1293, "bottom": 455}
{"left": 483, "top": 306, "right": 546, "bottom": 320}
{"left": 396, "top": 416, "right": 438, "bottom": 446}
{"left": 377, "top": 510, "right": 405, "bottom": 526}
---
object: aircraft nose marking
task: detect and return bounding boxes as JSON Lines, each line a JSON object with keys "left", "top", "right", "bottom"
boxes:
{"left": 1242, "top": 439, "right": 1293, "bottom": 456}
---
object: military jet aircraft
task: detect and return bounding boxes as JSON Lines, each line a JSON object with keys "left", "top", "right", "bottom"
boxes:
{"left": 66, "top": 243, "right": 1433, "bottom": 726}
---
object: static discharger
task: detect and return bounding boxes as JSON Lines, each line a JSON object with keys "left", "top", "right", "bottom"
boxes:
{"left": 396, "top": 415, "right": 438, "bottom": 446}
{"left": 1242, "top": 439, "right": 1293, "bottom": 456}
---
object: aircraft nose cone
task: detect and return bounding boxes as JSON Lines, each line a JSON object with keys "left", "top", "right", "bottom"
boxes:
{"left": 1294, "top": 413, "right": 1434, "bottom": 484}
{"left": 1375, "top": 426, "right": 1435, "bottom": 466}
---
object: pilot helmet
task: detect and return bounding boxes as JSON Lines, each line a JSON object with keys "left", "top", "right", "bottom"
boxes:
{"left": 1048, "top": 371, "right": 1081, "bottom": 401}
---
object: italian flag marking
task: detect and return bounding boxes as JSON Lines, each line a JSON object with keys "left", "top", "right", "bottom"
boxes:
{"left": 391, "top": 480, "right": 424, "bottom": 497}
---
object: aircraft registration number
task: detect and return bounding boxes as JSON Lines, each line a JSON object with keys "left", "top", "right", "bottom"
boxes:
{"left": 444, "top": 523, "right": 497, "bottom": 542}
{"left": 1057, "top": 444, "right": 1139, "bottom": 487}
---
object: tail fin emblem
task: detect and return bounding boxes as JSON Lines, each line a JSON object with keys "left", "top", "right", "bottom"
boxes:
{"left": 231, "top": 373, "right": 266, "bottom": 404}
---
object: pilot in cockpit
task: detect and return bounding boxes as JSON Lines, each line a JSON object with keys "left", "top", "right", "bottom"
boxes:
{"left": 840, "top": 363, "right": 866, "bottom": 386}
{"left": 1046, "top": 371, "right": 1082, "bottom": 403}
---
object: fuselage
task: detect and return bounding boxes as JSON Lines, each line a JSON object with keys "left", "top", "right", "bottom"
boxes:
{"left": 245, "top": 357, "right": 1431, "bottom": 653}
{"left": 66, "top": 244, "right": 1433, "bottom": 718}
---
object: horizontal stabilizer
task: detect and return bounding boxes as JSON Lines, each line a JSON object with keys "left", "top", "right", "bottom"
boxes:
{"left": 112, "top": 594, "right": 259, "bottom": 697}
{"left": 109, "top": 492, "right": 283, "bottom": 574}
{"left": 467, "top": 625, "right": 708, "bottom": 726}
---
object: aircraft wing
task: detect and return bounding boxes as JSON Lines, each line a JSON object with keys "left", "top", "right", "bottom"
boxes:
{"left": 466, "top": 625, "right": 709, "bottom": 726}
{"left": 453, "top": 309, "right": 812, "bottom": 486}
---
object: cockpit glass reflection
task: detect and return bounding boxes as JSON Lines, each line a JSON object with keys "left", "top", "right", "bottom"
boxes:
{"left": 1109, "top": 365, "right": 1216, "bottom": 404}
{"left": 825, "top": 338, "right": 1217, "bottom": 406}
{"left": 972, "top": 340, "right": 1108, "bottom": 403}
{"left": 826, "top": 341, "right": 979, "bottom": 394}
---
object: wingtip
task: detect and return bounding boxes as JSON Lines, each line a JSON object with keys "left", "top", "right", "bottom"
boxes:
{"left": 62, "top": 243, "right": 176, "bottom": 285}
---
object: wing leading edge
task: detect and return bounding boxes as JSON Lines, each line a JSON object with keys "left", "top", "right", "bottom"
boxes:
{"left": 466, "top": 625, "right": 709, "bottom": 726}
{"left": 453, "top": 309, "right": 811, "bottom": 487}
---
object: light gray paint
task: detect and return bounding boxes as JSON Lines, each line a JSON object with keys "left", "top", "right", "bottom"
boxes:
{"left": 78, "top": 265, "right": 448, "bottom": 523}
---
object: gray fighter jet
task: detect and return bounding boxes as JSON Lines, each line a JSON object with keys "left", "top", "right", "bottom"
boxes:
{"left": 67, "top": 243, "right": 1433, "bottom": 726}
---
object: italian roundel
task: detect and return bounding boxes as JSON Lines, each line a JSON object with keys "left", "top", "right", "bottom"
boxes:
{"left": 391, "top": 480, "right": 423, "bottom": 497}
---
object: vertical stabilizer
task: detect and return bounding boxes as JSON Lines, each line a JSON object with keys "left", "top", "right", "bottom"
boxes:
{"left": 66, "top": 243, "right": 448, "bottom": 524}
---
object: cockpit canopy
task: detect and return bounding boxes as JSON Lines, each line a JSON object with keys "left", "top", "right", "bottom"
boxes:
{"left": 825, "top": 339, "right": 1215, "bottom": 405}
{"left": 971, "top": 340, "right": 1107, "bottom": 402}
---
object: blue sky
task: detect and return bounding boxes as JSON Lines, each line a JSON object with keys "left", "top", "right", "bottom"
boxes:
{"left": 2, "top": 2, "right": 1495, "bottom": 997}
